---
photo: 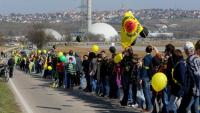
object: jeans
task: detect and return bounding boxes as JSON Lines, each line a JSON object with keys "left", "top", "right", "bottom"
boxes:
{"left": 152, "top": 88, "right": 169, "bottom": 113}
{"left": 169, "top": 95, "right": 178, "bottom": 113}
{"left": 178, "top": 94, "right": 199, "bottom": 113}
{"left": 128, "top": 83, "right": 137, "bottom": 104}
{"left": 142, "top": 78, "right": 153, "bottom": 111}
{"left": 186, "top": 96, "right": 199, "bottom": 113}
{"left": 103, "top": 77, "right": 110, "bottom": 96}
{"left": 91, "top": 77, "right": 97, "bottom": 93}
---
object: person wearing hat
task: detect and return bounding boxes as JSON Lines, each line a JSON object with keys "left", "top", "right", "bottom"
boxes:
{"left": 178, "top": 41, "right": 200, "bottom": 113}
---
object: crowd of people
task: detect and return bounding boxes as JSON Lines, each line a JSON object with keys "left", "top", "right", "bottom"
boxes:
{"left": 13, "top": 40, "right": 200, "bottom": 113}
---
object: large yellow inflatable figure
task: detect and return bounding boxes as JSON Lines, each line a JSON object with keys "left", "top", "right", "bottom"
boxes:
{"left": 121, "top": 11, "right": 144, "bottom": 49}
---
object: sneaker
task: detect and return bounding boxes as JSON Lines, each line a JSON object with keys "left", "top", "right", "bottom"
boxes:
{"left": 127, "top": 104, "right": 132, "bottom": 107}
{"left": 131, "top": 104, "right": 138, "bottom": 108}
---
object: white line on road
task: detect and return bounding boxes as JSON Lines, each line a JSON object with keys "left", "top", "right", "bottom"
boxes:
{"left": 9, "top": 79, "right": 34, "bottom": 113}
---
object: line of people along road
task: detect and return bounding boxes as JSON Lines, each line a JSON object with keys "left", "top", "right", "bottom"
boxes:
{"left": 12, "top": 40, "right": 200, "bottom": 113}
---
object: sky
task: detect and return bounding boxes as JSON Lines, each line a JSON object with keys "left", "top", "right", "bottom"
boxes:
{"left": 0, "top": 0, "right": 200, "bottom": 14}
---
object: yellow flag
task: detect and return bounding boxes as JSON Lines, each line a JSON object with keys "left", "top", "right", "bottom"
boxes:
{"left": 121, "top": 11, "right": 143, "bottom": 49}
{"left": 44, "top": 57, "right": 47, "bottom": 69}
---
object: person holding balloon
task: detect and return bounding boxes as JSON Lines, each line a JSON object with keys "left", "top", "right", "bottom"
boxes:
{"left": 150, "top": 46, "right": 170, "bottom": 113}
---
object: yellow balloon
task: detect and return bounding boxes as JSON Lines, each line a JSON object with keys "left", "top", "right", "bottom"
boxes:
{"left": 151, "top": 72, "right": 168, "bottom": 92}
{"left": 92, "top": 45, "right": 100, "bottom": 53}
{"left": 38, "top": 50, "right": 41, "bottom": 54}
{"left": 114, "top": 53, "right": 123, "bottom": 63}
{"left": 58, "top": 52, "right": 63, "bottom": 57}
{"left": 47, "top": 66, "right": 52, "bottom": 71}
{"left": 43, "top": 50, "right": 47, "bottom": 54}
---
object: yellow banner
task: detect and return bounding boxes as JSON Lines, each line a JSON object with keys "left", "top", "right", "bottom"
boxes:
{"left": 121, "top": 11, "right": 143, "bottom": 49}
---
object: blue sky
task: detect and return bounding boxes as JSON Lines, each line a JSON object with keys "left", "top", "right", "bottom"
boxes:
{"left": 0, "top": 0, "right": 199, "bottom": 14}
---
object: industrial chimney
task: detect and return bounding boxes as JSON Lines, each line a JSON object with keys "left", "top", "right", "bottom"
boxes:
{"left": 87, "top": 0, "right": 92, "bottom": 33}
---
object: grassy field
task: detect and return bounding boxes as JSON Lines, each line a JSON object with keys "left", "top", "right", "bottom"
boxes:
{"left": 0, "top": 46, "right": 22, "bottom": 113}
{"left": 0, "top": 82, "right": 22, "bottom": 113}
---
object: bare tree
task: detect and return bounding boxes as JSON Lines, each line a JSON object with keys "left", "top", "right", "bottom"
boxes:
{"left": 26, "top": 24, "right": 54, "bottom": 49}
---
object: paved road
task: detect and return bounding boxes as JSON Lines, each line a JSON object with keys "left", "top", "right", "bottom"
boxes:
{"left": 9, "top": 69, "right": 141, "bottom": 113}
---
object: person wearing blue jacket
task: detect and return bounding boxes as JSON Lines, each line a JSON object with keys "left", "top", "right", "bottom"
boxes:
{"left": 140, "top": 45, "right": 153, "bottom": 112}
{"left": 169, "top": 49, "right": 186, "bottom": 113}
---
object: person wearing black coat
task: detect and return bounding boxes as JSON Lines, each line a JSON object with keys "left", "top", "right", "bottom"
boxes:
{"left": 120, "top": 47, "right": 134, "bottom": 106}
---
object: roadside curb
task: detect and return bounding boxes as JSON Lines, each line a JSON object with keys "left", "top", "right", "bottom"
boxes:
{"left": 2, "top": 47, "right": 34, "bottom": 113}
{"left": 8, "top": 79, "right": 34, "bottom": 113}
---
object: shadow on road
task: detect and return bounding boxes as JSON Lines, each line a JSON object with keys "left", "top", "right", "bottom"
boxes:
{"left": 36, "top": 106, "right": 62, "bottom": 110}
{"left": 30, "top": 74, "right": 141, "bottom": 113}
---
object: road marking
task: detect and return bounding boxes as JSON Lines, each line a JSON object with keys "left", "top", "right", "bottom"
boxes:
{"left": 9, "top": 79, "right": 34, "bottom": 113}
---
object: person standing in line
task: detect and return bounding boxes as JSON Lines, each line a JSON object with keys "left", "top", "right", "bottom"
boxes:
{"left": 120, "top": 47, "right": 134, "bottom": 106}
{"left": 82, "top": 55, "right": 90, "bottom": 92}
{"left": 75, "top": 53, "right": 83, "bottom": 86}
{"left": 8, "top": 55, "right": 15, "bottom": 78}
{"left": 178, "top": 41, "right": 200, "bottom": 113}
{"left": 56, "top": 58, "right": 65, "bottom": 88}
{"left": 169, "top": 49, "right": 186, "bottom": 113}
{"left": 140, "top": 45, "right": 154, "bottom": 112}
{"left": 88, "top": 52, "right": 97, "bottom": 93}
{"left": 66, "top": 57, "right": 77, "bottom": 89}
{"left": 99, "top": 51, "right": 109, "bottom": 97}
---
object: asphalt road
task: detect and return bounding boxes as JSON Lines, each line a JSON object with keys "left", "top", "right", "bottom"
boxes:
{"left": 9, "top": 69, "right": 141, "bottom": 113}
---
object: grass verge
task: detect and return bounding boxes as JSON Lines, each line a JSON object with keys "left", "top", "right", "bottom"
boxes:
{"left": 0, "top": 82, "right": 22, "bottom": 113}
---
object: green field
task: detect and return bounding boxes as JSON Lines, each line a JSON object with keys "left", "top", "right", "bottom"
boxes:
{"left": 0, "top": 82, "right": 22, "bottom": 113}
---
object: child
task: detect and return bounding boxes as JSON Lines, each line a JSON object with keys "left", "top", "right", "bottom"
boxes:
{"left": 56, "top": 58, "right": 65, "bottom": 87}
{"left": 66, "top": 57, "right": 76, "bottom": 89}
